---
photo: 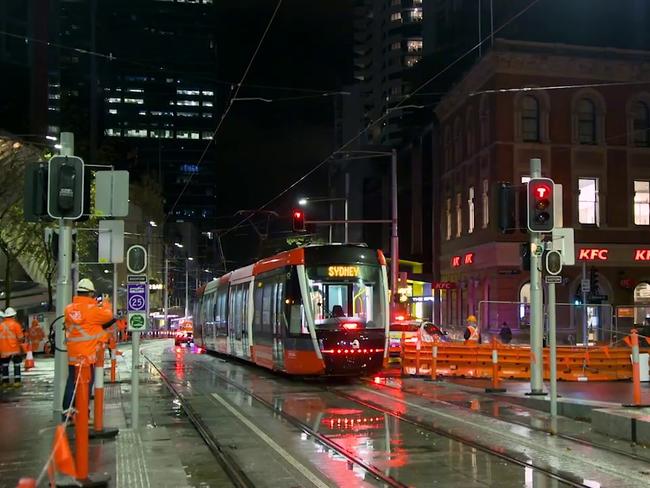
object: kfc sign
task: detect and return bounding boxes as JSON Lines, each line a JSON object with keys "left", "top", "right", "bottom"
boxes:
{"left": 433, "top": 281, "right": 456, "bottom": 290}
{"left": 451, "top": 252, "right": 475, "bottom": 267}
{"left": 634, "top": 249, "right": 650, "bottom": 261}
{"left": 578, "top": 248, "right": 608, "bottom": 261}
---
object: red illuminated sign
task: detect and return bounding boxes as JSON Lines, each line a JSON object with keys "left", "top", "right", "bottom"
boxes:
{"left": 532, "top": 182, "right": 552, "bottom": 200}
{"left": 451, "top": 253, "right": 474, "bottom": 267}
{"left": 635, "top": 249, "right": 650, "bottom": 261}
{"left": 578, "top": 248, "right": 609, "bottom": 261}
{"left": 433, "top": 282, "right": 456, "bottom": 290}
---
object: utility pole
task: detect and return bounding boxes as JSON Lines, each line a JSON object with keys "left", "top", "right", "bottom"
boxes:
{"left": 53, "top": 132, "right": 75, "bottom": 416}
{"left": 390, "top": 149, "right": 399, "bottom": 308}
{"left": 529, "top": 158, "right": 544, "bottom": 395}
{"left": 164, "top": 253, "right": 169, "bottom": 329}
{"left": 185, "top": 258, "right": 189, "bottom": 318}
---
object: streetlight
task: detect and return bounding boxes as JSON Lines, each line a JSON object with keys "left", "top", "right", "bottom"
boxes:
{"left": 298, "top": 195, "right": 349, "bottom": 243}
{"left": 174, "top": 242, "right": 183, "bottom": 248}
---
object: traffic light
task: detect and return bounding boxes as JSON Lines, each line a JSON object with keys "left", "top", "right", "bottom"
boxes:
{"left": 47, "top": 155, "right": 85, "bottom": 219}
{"left": 545, "top": 250, "right": 562, "bottom": 275}
{"left": 590, "top": 267, "right": 599, "bottom": 295}
{"left": 292, "top": 209, "right": 305, "bottom": 232}
{"left": 495, "top": 182, "right": 515, "bottom": 234}
{"left": 527, "top": 177, "right": 554, "bottom": 232}
{"left": 24, "top": 162, "right": 50, "bottom": 222}
{"left": 127, "top": 245, "right": 148, "bottom": 274}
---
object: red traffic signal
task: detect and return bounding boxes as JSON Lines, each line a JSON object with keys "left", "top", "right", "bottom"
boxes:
{"left": 292, "top": 209, "right": 305, "bottom": 232}
{"left": 527, "top": 178, "right": 554, "bottom": 232}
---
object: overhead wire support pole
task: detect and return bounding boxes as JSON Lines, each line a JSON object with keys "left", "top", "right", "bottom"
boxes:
{"left": 391, "top": 149, "right": 399, "bottom": 311}
{"left": 53, "top": 132, "right": 75, "bottom": 417}
{"left": 528, "top": 158, "right": 544, "bottom": 395}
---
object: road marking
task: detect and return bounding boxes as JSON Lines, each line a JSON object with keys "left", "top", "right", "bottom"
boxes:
{"left": 209, "top": 392, "right": 330, "bottom": 488}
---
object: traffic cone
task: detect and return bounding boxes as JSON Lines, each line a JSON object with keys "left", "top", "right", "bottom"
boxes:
{"left": 51, "top": 425, "right": 77, "bottom": 478}
{"left": 24, "top": 344, "right": 35, "bottom": 370}
{"left": 16, "top": 478, "right": 36, "bottom": 488}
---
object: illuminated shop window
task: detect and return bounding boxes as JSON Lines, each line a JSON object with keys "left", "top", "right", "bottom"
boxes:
{"left": 578, "top": 178, "right": 599, "bottom": 225}
{"left": 634, "top": 180, "right": 650, "bottom": 225}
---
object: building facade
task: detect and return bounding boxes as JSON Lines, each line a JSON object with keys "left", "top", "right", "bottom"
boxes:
{"left": 435, "top": 39, "right": 650, "bottom": 342}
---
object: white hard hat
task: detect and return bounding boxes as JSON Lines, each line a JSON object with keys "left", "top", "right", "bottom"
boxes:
{"left": 77, "top": 278, "right": 96, "bottom": 293}
{"left": 4, "top": 307, "right": 16, "bottom": 317}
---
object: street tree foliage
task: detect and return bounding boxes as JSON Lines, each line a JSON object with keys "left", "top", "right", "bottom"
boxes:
{"left": 0, "top": 137, "right": 51, "bottom": 307}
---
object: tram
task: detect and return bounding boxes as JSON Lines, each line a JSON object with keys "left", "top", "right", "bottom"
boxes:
{"left": 193, "top": 244, "right": 389, "bottom": 376}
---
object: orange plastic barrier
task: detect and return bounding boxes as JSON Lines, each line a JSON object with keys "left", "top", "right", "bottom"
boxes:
{"left": 400, "top": 340, "right": 649, "bottom": 382}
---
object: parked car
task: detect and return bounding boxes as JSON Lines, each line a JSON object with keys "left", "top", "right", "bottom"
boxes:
{"left": 388, "top": 320, "right": 449, "bottom": 360}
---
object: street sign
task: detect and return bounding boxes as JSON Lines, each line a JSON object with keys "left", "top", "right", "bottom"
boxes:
{"left": 127, "top": 274, "right": 148, "bottom": 283}
{"left": 127, "top": 282, "right": 147, "bottom": 312}
{"left": 581, "top": 279, "right": 591, "bottom": 293}
{"left": 545, "top": 275, "right": 563, "bottom": 284}
{"left": 128, "top": 312, "right": 147, "bottom": 331}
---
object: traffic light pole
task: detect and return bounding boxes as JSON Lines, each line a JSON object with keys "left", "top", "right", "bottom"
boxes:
{"left": 53, "top": 132, "right": 75, "bottom": 416}
{"left": 529, "top": 158, "right": 544, "bottom": 395}
{"left": 391, "top": 149, "right": 399, "bottom": 308}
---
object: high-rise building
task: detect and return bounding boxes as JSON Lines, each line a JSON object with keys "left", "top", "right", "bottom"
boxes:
{"left": 353, "top": 0, "right": 424, "bottom": 148}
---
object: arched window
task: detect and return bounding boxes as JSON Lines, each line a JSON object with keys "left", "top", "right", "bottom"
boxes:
{"left": 632, "top": 101, "right": 650, "bottom": 147}
{"left": 521, "top": 96, "right": 540, "bottom": 142}
{"left": 577, "top": 98, "right": 596, "bottom": 144}
{"left": 479, "top": 95, "right": 489, "bottom": 147}
{"left": 453, "top": 118, "right": 463, "bottom": 162}
{"left": 466, "top": 107, "right": 475, "bottom": 156}
{"left": 519, "top": 282, "right": 530, "bottom": 327}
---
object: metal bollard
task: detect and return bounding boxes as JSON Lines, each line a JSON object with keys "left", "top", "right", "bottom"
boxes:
{"left": 623, "top": 329, "right": 650, "bottom": 407}
{"left": 90, "top": 343, "right": 119, "bottom": 439}
{"left": 486, "top": 337, "right": 506, "bottom": 393}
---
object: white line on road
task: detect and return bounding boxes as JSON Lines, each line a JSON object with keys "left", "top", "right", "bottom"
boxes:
{"left": 209, "top": 392, "right": 331, "bottom": 488}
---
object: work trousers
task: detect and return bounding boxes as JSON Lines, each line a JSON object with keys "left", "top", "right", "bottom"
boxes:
{"left": 63, "top": 364, "right": 95, "bottom": 414}
{"left": 0, "top": 355, "right": 23, "bottom": 383}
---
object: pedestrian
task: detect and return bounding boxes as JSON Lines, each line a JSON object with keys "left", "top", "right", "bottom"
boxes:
{"left": 29, "top": 316, "right": 45, "bottom": 352}
{"left": 499, "top": 322, "right": 513, "bottom": 344}
{"left": 463, "top": 315, "right": 480, "bottom": 343}
{"left": 0, "top": 308, "right": 26, "bottom": 387}
{"left": 62, "top": 278, "right": 115, "bottom": 419}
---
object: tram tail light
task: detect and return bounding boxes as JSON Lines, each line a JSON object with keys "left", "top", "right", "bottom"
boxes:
{"left": 341, "top": 322, "right": 358, "bottom": 330}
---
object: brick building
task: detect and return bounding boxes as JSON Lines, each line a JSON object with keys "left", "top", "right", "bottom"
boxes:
{"left": 434, "top": 39, "right": 650, "bottom": 342}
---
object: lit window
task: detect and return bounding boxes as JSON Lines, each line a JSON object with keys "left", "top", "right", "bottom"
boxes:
{"left": 177, "top": 111, "right": 198, "bottom": 117}
{"left": 578, "top": 178, "right": 599, "bottom": 225}
{"left": 124, "top": 98, "right": 144, "bottom": 104}
{"left": 126, "top": 129, "right": 147, "bottom": 138}
{"left": 177, "top": 100, "right": 199, "bottom": 106}
{"left": 482, "top": 179, "right": 489, "bottom": 228}
{"left": 202, "top": 131, "right": 213, "bottom": 140}
{"left": 577, "top": 98, "right": 596, "bottom": 144}
{"left": 521, "top": 95, "right": 540, "bottom": 142}
{"left": 177, "top": 131, "right": 191, "bottom": 139}
{"left": 407, "top": 39, "right": 422, "bottom": 52}
{"left": 632, "top": 101, "right": 650, "bottom": 147}
{"left": 201, "top": 90, "right": 214, "bottom": 96}
{"left": 180, "top": 164, "right": 199, "bottom": 173}
{"left": 390, "top": 12, "right": 401, "bottom": 22}
{"left": 634, "top": 181, "right": 650, "bottom": 225}
{"left": 191, "top": 132, "right": 200, "bottom": 139}
{"left": 468, "top": 187, "right": 475, "bottom": 234}
{"left": 446, "top": 197, "right": 452, "bottom": 241}
{"left": 150, "top": 111, "right": 163, "bottom": 116}
{"left": 138, "top": 110, "right": 147, "bottom": 116}
{"left": 202, "top": 101, "right": 213, "bottom": 107}
{"left": 404, "top": 56, "right": 420, "bottom": 67}
{"left": 408, "top": 8, "right": 423, "bottom": 22}
{"left": 105, "top": 128, "right": 122, "bottom": 136}
{"left": 127, "top": 88, "right": 144, "bottom": 93}
{"left": 202, "top": 113, "right": 213, "bottom": 118}
{"left": 150, "top": 129, "right": 173, "bottom": 139}
{"left": 456, "top": 193, "right": 462, "bottom": 237}
{"left": 177, "top": 89, "right": 200, "bottom": 96}
{"left": 48, "top": 93, "right": 61, "bottom": 100}
{"left": 166, "top": 78, "right": 174, "bottom": 83}
{"left": 107, "top": 97, "right": 121, "bottom": 103}
{"left": 390, "top": 42, "right": 401, "bottom": 51}
{"left": 108, "top": 109, "right": 118, "bottom": 115}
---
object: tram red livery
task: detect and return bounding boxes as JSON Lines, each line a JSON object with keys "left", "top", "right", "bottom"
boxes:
{"left": 193, "top": 244, "right": 389, "bottom": 376}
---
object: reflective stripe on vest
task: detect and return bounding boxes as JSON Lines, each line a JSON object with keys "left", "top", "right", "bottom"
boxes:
{"left": 66, "top": 323, "right": 106, "bottom": 343}
{"left": 0, "top": 323, "right": 17, "bottom": 340}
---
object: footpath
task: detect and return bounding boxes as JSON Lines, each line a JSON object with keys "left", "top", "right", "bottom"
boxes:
{"left": 0, "top": 340, "right": 228, "bottom": 488}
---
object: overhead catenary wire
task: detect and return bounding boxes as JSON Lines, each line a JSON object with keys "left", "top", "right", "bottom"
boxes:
{"left": 165, "top": 0, "right": 283, "bottom": 220}
{"left": 216, "top": 0, "right": 542, "bottom": 241}
{"left": 469, "top": 80, "right": 650, "bottom": 96}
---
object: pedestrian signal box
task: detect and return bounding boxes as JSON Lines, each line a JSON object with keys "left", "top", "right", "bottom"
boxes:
{"left": 527, "top": 178, "right": 554, "bottom": 232}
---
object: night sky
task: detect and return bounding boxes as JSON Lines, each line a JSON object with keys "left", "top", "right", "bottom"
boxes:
{"left": 212, "top": 0, "right": 354, "bottom": 261}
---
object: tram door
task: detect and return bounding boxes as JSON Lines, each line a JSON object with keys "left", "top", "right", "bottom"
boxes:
{"left": 273, "top": 281, "right": 285, "bottom": 370}
{"left": 228, "top": 283, "right": 249, "bottom": 358}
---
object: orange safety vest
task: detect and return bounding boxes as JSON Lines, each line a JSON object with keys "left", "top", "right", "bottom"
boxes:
{"left": 29, "top": 319, "right": 45, "bottom": 345}
{"left": 0, "top": 318, "right": 24, "bottom": 358}
{"left": 466, "top": 325, "right": 479, "bottom": 342}
{"left": 64, "top": 296, "right": 113, "bottom": 365}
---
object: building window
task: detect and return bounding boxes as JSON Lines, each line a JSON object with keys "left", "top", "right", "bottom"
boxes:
{"left": 479, "top": 95, "right": 489, "bottom": 147}
{"left": 578, "top": 178, "right": 599, "bottom": 225}
{"left": 390, "top": 41, "right": 401, "bottom": 51}
{"left": 453, "top": 118, "right": 463, "bottom": 162}
{"left": 202, "top": 90, "right": 214, "bottom": 96}
{"left": 390, "top": 12, "right": 402, "bottom": 22}
{"left": 577, "top": 98, "right": 596, "bottom": 144}
{"left": 202, "top": 113, "right": 213, "bottom": 118}
{"left": 468, "top": 187, "right": 475, "bottom": 234}
{"left": 455, "top": 193, "right": 462, "bottom": 237}
{"left": 521, "top": 96, "right": 540, "bottom": 142}
{"left": 407, "top": 8, "right": 422, "bottom": 22}
{"left": 202, "top": 101, "right": 213, "bottom": 107}
{"left": 482, "top": 179, "right": 489, "bottom": 228}
{"left": 634, "top": 180, "right": 650, "bottom": 225}
{"left": 177, "top": 100, "right": 199, "bottom": 106}
{"left": 446, "top": 197, "right": 451, "bottom": 241}
{"left": 107, "top": 97, "right": 121, "bottom": 103}
{"left": 124, "top": 98, "right": 144, "bottom": 104}
{"left": 444, "top": 128, "right": 452, "bottom": 170}
{"left": 126, "top": 129, "right": 147, "bottom": 138}
{"left": 519, "top": 282, "right": 531, "bottom": 326}
{"left": 407, "top": 39, "right": 422, "bottom": 52}
{"left": 632, "top": 101, "right": 650, "bottom": 147}
{"left": 404, "top": 56, "right": 420, "bottom": 67}
{"left": 108, "top": 109, "right": 117, "bottom": 115}
{"left": 105, "top": 128, "right": 122, "bottom": 136}
{"left": 177, "top": 89, "right": 200, "bottom": 95}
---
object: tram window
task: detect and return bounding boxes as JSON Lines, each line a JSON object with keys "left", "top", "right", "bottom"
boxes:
{"left": 289, "top": 304, "right": 308, "bottom": 335}
{"left": 262, "top": 283, "right": 272, "bottom": 329}
{"left": 253, "top": 282, "right": 263, "bottom": 330}
{"left": 276, "top": 282, "right": 284, "bottom": 330}
{"left": 328, "top": 285, "right": 349, "bottom": 317}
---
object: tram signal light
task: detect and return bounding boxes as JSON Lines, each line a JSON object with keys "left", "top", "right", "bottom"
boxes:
{"left": 545, "top": 250, "right": 563, "bottom": 275}
{"left": 292, "top": 209, "right": 305, "bottom": 232}
{"left": 527, "top": 178, "right": 555, "bottom": 232}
